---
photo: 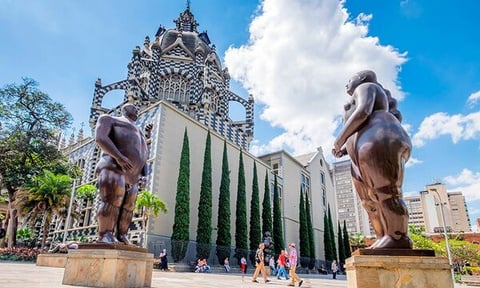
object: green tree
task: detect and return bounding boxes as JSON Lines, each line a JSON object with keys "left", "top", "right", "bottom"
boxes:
{"left": 327, "top": 205, "right": 337, "bottom": 261}
{"left": 249, "top": 162, "right": 261, "bottom": 263}
{"left": 0, "top": 78, "right": 72, "bottom": 248}
{"left": 305, "top": 191, "right": 315, "bottom": 264}
{"left": 135, "top": 190, "right": 167, "bottom": 247}
{"left": 196, "top": 131, "right": 212, "bottom": 259}
{"left": 342, "top": 220, "right": 351, "bottom": 258}
{"left": 262, "top": 171, "right": 272, "bottom": 237}
{"left": 234, "top": 150, "right": 248, "bottom": 260}
{"left": 13, "top": 170, "right": 73, "bottom": 250}
{"left": 323, "top": 212, "right": 333, "bottom": 261}
{"left": 171, "top": 128, "right": 190, "bottom": 262}
{"left": 76, "top": 184, "right": 97, "bottom": 202}
{"left": 272, "top": 174, "right": 284, "bottom": 255}
{"left": 299, "top": 189, "right": 310, "bottom": 267}
{"left": 216, "top": 141, "right": 231, "bottom": 263}
{"left": 338, "top": 222, "right": 346, "bottom": 266}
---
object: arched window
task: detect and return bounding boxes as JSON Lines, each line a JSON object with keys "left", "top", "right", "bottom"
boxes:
{"left": 159, "top": 74, "right": 189, "bottom": 103}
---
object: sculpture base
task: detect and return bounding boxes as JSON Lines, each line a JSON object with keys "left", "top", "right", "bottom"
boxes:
{"left": 36, "top": 253, "right": 67, "bottom": 267}
{"left": 62, "top": 244, "right": 154, "bottom": 288}
{"left": 345, "top": 253, "right": 453, "bottom": 288}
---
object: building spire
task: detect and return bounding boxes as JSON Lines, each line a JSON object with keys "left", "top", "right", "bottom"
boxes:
{"left": 174, "top": 1, "right": 198, "bottom": 32}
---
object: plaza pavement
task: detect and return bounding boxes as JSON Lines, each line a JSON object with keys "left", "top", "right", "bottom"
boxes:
{"left": 0, "top": 261, "right": 477, "bottom": 288}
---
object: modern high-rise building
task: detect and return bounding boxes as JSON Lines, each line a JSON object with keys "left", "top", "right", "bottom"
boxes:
{"left": 54, "top": 5, "right": 337, "bottom": 263}
{"left": 330, "top": 159, "right": 372, "bottom": 237}
{"left": 405, "top": 182, "right": 471, "bottom": 234}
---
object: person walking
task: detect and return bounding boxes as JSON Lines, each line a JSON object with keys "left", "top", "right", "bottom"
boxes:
{"left": 276, "top": 249, "right": 289, "bottom": 280}
{"left": 331, "top": 260, "right": 338, "bottom": 279}
{"left": 287, "top": 243, "right": 303, "bottom": 287}
{"left": 252, "top": 243, "right": 270, "bottom": 283}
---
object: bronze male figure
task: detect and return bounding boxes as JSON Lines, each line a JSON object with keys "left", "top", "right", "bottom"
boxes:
{"left": 332, "top": 70, "right": 412, "bottom": 249}
{"left": 94, "top": 104, "right": 151, "bottom": 245}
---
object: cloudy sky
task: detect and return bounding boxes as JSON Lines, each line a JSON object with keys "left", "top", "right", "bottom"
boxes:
{"left": 1, "top": 0, "right": 480, "bottom": 228}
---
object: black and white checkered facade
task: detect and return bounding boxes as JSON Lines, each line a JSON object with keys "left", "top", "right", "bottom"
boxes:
{"left": 89, "top": 6, "right": 254, "bottom": 150}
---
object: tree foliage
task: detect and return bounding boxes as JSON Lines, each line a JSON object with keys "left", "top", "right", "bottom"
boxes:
{"left": 76, "top": 184, "right": 97, "bottom": 202}
{"left": 135, "top": 190, "right": 167, "bottom": 247}
{"left": 272, "top": 174, "right": 284, "bottom": 255}
{"left": 234, "top": 150, "right": 248, "bottom": 259}
{"left": 342, "top": 220, "right": 351, "bottom": 258}
{"left": 305, "top": 191, "right": 315, "bottom": 263}
{"left": 299, "top": 189, "right": 310, "bottom": 267}
{"left": 216, "top": 141, "right": 231, "bottom": 263}
{"left": 171, "top": 128, "right": 190, "bottom": 262}
{"left": 0, "top": 78, "right": 73, "bottom": 248}
{"left": 196, "top": 131, "right": 212, "bottom": 259}
{"left": 262, "top": 171, "right": 272, "bottom": 237}
{"left": 323, "top": 212, "right": 333, "bottom": 261}
{"left": 249, "top": 162, "right": 261, "bottom": 263}
{"left": 13, "top": 170, "right": 73, "bottom": 250}
{"left": 338, "top": 222, "right": 346, "bottom": 266}
{"left": 327, "top": 205, "right": 337, "bottom": 261}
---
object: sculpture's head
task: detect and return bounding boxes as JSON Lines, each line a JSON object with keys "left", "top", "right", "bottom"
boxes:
{"left": 122, "top": 103, "right": 138, "bottom": 121}
{"left": 346, "top": 70, "right": 377, "bottom": 95}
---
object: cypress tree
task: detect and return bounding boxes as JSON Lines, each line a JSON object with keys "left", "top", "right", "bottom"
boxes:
{"left": 272, "top": 174, "right": 284, "bottom": 254}
{"left": 171, "top": 128, "right": 190, "bottom": 262}
{"left": 327, "top": 205, "right": 337, "bottom": 261}
{"left": 249, "top": 162, "right": 261, "bottom": 263}
{"left": 305, "top": 191, "right": 315, "bottom": 263}
{"left": 196, "top": 131, "right": 212, "bottom": 259}
{"left": 324, "top": 211, "right": 333, "bottom": 261}
{"left": 216, "top": 141, "right": 231, "bottom": 263}
{"left": 338, "top": 221, "right": 346, "bottom": 266}
{"left": 343, "top": 220, "right": 352, "bottom": 258}
{"left": 234, "top": 150, "right": 248, "bottom": 260}
{"left": 299, "top": 189, "right": 310, "bottom": 267}
{"left": 262, "top": 171, "right": 272, "bottom": 237}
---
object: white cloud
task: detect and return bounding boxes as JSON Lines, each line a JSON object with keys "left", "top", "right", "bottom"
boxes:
{"left": 444, "top": 169, "right": 480, "bottom": 202}
{"left": 467, "top": 90, "right": 480, "bottom": 108}
{"left": 405, "top": 156, "right": 422, "bottom": 168}
{"left": 412, "top": 111, "right": 480, "bottom": 147}
{"left": 225, "top": 0, "right": 407, "bottom": 156}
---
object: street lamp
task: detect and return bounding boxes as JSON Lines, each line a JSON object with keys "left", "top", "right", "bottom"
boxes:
{"left": 430, "top": 188, "right": 455, "bottom": 284}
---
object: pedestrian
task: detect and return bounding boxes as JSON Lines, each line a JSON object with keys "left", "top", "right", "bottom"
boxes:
{"left": 159, "top": 249, "right": 168, "bottom": 271}
{"left": 252, "top": 243, "right": 270, "bottom": 284}
{"left": 276, "top": 250, "right": 289, "bottom": 280}
{"left": 287, "top": 243, "right": 303, "bottom": 287}
{"left": 224, "top": 257, "right": 231, "bottom": 272}
{"left": 269, "top": 255, "right": 277, "bottom": 276}
{"left": 331, "top": 260, "right": 338, "bottom": 279}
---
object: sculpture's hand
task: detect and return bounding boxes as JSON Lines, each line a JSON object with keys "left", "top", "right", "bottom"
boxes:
{"left": 332, "top": 147, "right": 346, "bottom": 158}
{"left": 117, "top": 155, "right": 133, "bottom": 171}
{"left": 145, "top": 123, "right": 153, "bottom": 138}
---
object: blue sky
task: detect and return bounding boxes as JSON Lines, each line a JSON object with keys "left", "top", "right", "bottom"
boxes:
{"left": 1, "top": 1, "right": 480, "bottom": 228}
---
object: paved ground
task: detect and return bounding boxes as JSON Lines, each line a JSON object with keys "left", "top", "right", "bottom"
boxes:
{"left": 0, "top": 262, "right": 477, "bottom": 288}
{"left": 1, "top": 261, "right": 348, "bottom": 288}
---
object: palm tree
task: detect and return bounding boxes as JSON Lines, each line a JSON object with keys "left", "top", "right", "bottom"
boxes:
{"left": 14, "top": 170, "right": 73, "bottom": 250}
{"left": 135, "top": 190, "right": 167, "bottom": 247}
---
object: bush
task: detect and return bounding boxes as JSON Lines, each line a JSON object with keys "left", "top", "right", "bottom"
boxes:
{"left": 0, "top": 247, "right": 41, "bottom": 262}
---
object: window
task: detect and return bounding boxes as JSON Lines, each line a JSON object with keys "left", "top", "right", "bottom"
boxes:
{"left": 159, "top": 74, "right": 189, "bottom": 103}
{"left": 320, "top": 172, "right": 325, "bottom": 185}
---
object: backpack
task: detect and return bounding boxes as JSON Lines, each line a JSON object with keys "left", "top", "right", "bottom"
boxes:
{"left": 255, "top": 249, "right": 262, "bottom": 264}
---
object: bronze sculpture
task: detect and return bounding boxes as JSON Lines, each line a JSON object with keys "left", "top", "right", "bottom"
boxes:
{"left": 94, "top": 103, "right": 151, "bottom": 245}
{"left": 332, "top": 70, "right": 412, "bottom": 249}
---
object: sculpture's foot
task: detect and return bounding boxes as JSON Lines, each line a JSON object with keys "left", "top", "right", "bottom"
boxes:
{"left": 97, "top": 231, "right": 119, "bottom": 244}
{"left": 117, "top": 234, "right": 133, "bottom": 245}
{"left": 368, "top": 235, "right": 412, "bottom": 249}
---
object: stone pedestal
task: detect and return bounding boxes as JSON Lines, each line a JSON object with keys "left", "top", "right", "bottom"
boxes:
{"left": 62, "top": 244, "right": 154, "bottom": 288}
{"left": 345, "top": 252, "right": 453, "bottom": 288}
{"left": 36, "top": 253, "right": 67, "bottom": 267}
